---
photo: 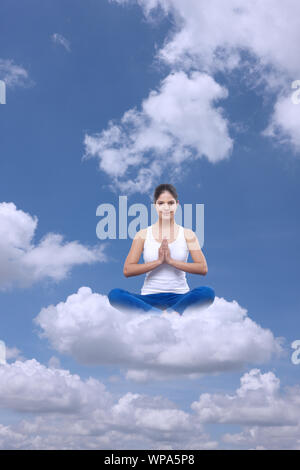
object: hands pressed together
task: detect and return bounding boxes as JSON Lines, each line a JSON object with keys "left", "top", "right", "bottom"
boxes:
{"left": 158, "top": 238, "right": 173, "bottom": 265}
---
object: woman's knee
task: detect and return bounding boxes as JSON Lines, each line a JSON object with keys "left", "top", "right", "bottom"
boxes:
{"left": 193, "top": 286, "right": 215, "bottom": 302}
{"left": 108, "top": 288, "right": 126, "bottom": 303}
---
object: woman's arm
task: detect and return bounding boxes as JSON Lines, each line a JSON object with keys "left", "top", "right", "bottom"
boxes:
{"left": 167, "top": 228, "right": 208, "bottom": 275}
{"left": 123, "top": 229, "right": 163, "bottom": 278}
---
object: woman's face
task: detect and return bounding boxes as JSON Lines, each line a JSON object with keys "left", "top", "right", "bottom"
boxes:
{"left": 155, "top": 191, "right": 178, "bottom": 219}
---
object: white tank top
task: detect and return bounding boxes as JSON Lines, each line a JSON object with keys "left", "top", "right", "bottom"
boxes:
{"left": 140, "top": 225, "right": 190, "bottom": 295}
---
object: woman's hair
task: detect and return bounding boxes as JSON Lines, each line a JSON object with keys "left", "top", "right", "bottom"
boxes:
{"left": 153, "top": 183, "right": 178, "bottom": 204}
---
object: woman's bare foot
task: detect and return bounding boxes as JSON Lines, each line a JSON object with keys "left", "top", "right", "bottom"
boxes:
{"left": 169, "top": 309, "right": 181, "bottom": 315}
{"left": 161, "top": 309, "right": 181, "bottom": 316}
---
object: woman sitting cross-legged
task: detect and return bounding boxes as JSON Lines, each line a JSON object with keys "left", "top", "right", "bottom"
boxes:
{"left": 108, "top": 183, "right": 215, "bottom": 316}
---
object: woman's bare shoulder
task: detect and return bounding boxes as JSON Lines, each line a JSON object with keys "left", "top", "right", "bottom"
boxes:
{"left": 134, "top": 227, "right": 148, "bottom": 242}
{"left": 183, "top": 227, "right": 195, "bottom": 241}
{"left": 183, "top": 228, "right": 202, "bottom": 250}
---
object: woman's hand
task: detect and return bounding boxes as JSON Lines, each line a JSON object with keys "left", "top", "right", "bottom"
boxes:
{"left": 159, "top": 239, "right": 172, "bottom": 264}
{"left": 163, "top": 239, "right": 172, "bottom": 264}
{"left": 158, "top": 242, "right": 165, "bottom": 264}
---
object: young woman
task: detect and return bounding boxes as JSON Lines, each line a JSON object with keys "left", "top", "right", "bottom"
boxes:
{"left": 108, "top": 183, "right": 215, "bottom": 316}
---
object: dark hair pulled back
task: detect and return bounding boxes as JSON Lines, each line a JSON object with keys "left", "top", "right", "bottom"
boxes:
{"left": 153, "top": 184, "right": 178, "bottom": 204}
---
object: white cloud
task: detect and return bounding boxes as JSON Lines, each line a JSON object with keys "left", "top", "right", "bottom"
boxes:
{"left": 0, "top": 358, "right": 214, "bottom": 449}
{"left": 262, "top": 91, "right": 300, "bottom": 152}
{"left": 191, "top": 368, "right": 300, "bottom": 449}
{"left": 0, "top": 58, "right": 33, "bottom": 88}
{"left": 0, "top": 358, "right": 112, "bottom": 413}
{"left": 0, "top": 359, "right": 300, "bottom": 449}
{"left": 108, "top": 0, "right": 300, "bottom": 171}
{"left": 222, "top": 425, "right": 300, "bottom": 450}
{"left": 4, "top": 345, "right": 24, "bottom": 362}
{"left": 0, "top": 202, "right": 107, "bottom": 291}
{"left": 116, "top": 0, "right": 300, "bottom": 80}
{"left": 51, "top": 33, "right": 71, "bottom": 52}
{"left": 192, "top": 368, "right": 291, "bottom": 425}
{"left": 47, "top": 356, "right": 62, "bottom": 369}
{"left": 33, "top": 286, "right": 283, "bottom": 381}
{"left": 83, "top": 71, "right": 233, "bottom": 195}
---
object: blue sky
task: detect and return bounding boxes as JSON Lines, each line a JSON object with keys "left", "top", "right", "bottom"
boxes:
{"left": 0, "top": 0, "right": 300, "bottom": 449}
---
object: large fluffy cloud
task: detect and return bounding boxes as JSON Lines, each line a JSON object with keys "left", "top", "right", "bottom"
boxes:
{"left": 0, "top": 202, "right": 107, "bottom": 291}
{"left": 33, "top": 286, "right": 284, "bottom": 381}
{"left": 0, "top": 359, "right": 112, "bottom": 413}
{"left": 101, "top": 0, "right": 300, "bottom": 191}
{"left": 192, "top": 368, "right": 297, "bottom": 425}
{"left": 0, "top": 358, "right": 213, "bottom": 450}
{"left": 83, "top": 71, "right": 233, "bottom": 195}
{"left": 0, "top": 360, "right": 299, "bottom": 449}
{"left": 191, "top": 368, "right": 300, "bottom": 450}
{"left": 113, "top": 0, "right": 300, "bottom": 79}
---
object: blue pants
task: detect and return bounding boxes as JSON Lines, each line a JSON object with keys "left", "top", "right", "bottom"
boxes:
{"left": 107, "top": 287, "right": 215, "bottom": 316}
